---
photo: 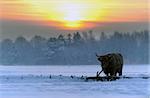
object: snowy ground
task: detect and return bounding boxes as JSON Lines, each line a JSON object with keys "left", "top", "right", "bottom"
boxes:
{"left": 0, "top": 65, "right": 150, "bottom": 98}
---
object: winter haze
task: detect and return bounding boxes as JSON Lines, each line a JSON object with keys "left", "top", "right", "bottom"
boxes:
{"left": 0, "top": 0, "right": 149, "bottom": 98}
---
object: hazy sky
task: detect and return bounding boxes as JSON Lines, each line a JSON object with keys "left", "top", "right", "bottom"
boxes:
{"left": 0, "top": 0, "right": 149, "bottom": 40}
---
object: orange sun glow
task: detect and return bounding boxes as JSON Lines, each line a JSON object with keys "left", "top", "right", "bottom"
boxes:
{"left": 1, "top": 0, "right": 148, "bottom": 29}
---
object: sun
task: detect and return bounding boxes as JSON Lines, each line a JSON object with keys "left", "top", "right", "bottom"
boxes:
{"left": 61, "top": 3, "right": 84, "bottom": 29}
{"left": 64, "top": 21, "right": 82, "bottom": 29}
{"left": 64, "top": 20, "right": 82, "bottom": 29}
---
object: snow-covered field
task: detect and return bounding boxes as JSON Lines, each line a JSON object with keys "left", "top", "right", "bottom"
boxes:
{"left": 0, "top": 65, "right": 150, "bottom": 98}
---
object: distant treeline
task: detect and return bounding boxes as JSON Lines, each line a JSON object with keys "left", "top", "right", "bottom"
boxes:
{"left": 0, "top": 30, "right": 149, "bottom": 65}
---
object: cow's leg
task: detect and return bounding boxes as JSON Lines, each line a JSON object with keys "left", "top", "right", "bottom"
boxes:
{"left": 106, "top": 73, "right": 109, "bottom": 77}
{"left": 118, "top": 67, "right": 122, "bottom": 76}
{"left": 110, "top": 71, "right": 117, "bottom": 81}
{"left": 105, "top": 73, "right": 109, "bottom": 81}
{"left": 119, "top": 71, "right": 122, "bottom": 76}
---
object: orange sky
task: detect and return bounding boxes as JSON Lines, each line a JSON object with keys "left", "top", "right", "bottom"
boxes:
{"left": 0, "top": 0, "right": 149, "bottom": 30}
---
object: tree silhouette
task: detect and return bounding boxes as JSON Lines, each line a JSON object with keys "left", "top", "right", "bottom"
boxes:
{"left": 0, "top": 30, "right": 149, "bottom": 65}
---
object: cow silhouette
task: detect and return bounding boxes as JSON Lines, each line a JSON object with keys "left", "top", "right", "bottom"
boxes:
{"left": 96, "top": 53, "right": 123, "bottom": 78}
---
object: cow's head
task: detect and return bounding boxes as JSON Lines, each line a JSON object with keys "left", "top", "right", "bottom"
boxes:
{"left": 96, "top": 54, "right": 110, "bottom": 68}
{"left": 96, "top": 54, "right": 108, "bottom": 61}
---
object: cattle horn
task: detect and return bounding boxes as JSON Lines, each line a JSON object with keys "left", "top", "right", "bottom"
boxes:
{"left": 95, "top": 53, "right": 100, "bottom": 57}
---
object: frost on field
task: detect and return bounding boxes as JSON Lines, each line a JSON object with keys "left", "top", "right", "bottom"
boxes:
{"left": 0, "top": 65, "right": 149, "bottom": 98}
